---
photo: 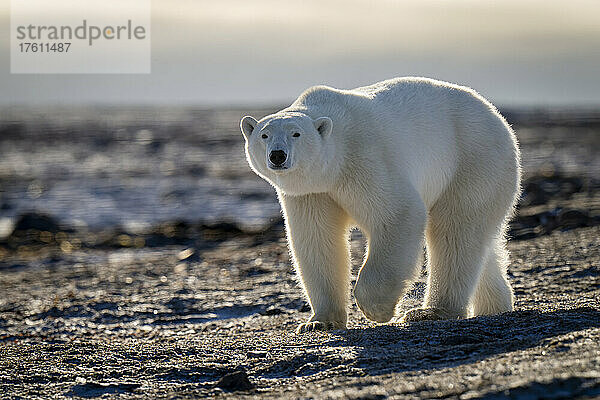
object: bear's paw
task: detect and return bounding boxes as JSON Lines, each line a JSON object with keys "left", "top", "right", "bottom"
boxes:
{"left": 400, "top": 307, "right": 461, "bottom": 323}
{"left": 354, "top": 280, "right": 398, "bottom": 323}
{"left": 296, "top": 320, "right": 346, "bottom": 334}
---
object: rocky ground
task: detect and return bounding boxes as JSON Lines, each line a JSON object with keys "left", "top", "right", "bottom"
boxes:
{"left": 1, "top": 224, "right": 599, "bottom": 399}
{"left": 0, "top": 108, "right": 599, "bottom": 399}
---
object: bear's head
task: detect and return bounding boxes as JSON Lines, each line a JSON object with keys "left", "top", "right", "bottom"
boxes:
{"left": 240, "top": 112, "right": 334, "bottom": 195}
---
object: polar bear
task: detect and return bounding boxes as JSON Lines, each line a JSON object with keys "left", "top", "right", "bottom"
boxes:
{"left": 240, "top": 77, "right": 520, "bottom": 333}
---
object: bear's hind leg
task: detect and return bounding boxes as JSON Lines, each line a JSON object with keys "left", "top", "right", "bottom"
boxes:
{"left": 470, "top": 238, "right": 514, "bottom": 316}
{"left": 402, "top": 194, "right": 502, "bottom": 322}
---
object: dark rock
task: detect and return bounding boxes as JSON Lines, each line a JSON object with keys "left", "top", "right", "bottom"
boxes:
{"left": 0, "top": 123, "right": 25, "bottom": 139}
{"left": 215, "top": 370, "right": 254, "bottom": 392}
{"left": 186, "top": 165, "right": 206, "bottom": 176}
{"left": 165, "top": 297, "right": 197, "bottom": 313}
{"left": 247, "top": 351, "right": 268, "bottom": 359}
{"left": 201, "top": 222, "right": 244, "bottom": 241}
{"left": 240, "top": 191, "right": 271, "bottom": 201}
{"left": 242, "top": 266, "right": 270, "bottom": 277}
{"left": 89, "top": 302, "right": 119, "bottom": 312}
{"left": 0, "top": 263, "right": 28, "bottom": 271}
{"left": 43, "top": 255, "right": 63, "bottom": 264}
{"left": 262, "top": 306, "right": 284, "bottom": 316}
{"left": 520, "top": 174, "right": 586, "bottom": 207}
{"left": 558, "top": 209, "right": 590, "bottom": 229}
{"left": 13, "top": 212, "right": 61, "bottom": 233}
{"left": 509, "top": 207, "right": 599, "bottom": 241}
{"left": 67, "top": 381, "right": 140, "bottom": 397}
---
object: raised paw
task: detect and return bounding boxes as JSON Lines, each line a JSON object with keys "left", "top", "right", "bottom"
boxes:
{"left": 354, "top": 283, "right": 397, "bottom": 323}
{"left": 296, "top": 320, "right": 346, "bottom": 334}
{"left": 355, "top": 301, "right": 396, "bottom": 323}
{"left": 401, "top": 307, "right": 461, "bottom": 323}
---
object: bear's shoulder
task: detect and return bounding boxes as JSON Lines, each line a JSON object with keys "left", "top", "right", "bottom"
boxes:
{"left": 288, "top": 85, "right": 354, "bottom": 119}
{"left": 294, "top": 85, "right": 344, "bottom": 105}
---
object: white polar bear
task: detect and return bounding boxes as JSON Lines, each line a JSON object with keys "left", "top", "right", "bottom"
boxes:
{"left": 240, "top": 77, "right": 521, "bottom": 333}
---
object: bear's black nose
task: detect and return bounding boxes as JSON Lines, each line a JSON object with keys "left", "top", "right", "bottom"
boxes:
{"left": 269, "top": 150, "right": 287, "bottom": 166}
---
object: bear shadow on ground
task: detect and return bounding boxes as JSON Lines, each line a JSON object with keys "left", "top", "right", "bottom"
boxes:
{"left": 280, "top": 308, "right": 600, "bottom": 378}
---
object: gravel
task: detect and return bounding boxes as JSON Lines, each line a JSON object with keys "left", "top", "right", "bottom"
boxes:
{"left": 1, "top": 224, "right": 599, "bottom": 399}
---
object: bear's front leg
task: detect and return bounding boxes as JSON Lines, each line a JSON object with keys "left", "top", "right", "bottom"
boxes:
{"left": 279, "top": 192, "right": 351, "bottom": 333}
{"left": 354, "top": 194, "right": 427, "bottom": 323}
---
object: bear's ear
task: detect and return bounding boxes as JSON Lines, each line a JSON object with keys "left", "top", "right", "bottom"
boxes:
{"left": 240, "top": 116, "right": 258, "bottom": 140}
{"left": 313, "top": 117, "right": 332, "bottom": 137}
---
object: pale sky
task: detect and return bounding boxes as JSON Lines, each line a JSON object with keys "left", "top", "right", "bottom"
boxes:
{"left": 2, "top": 0, "right": 600, "bottom": 106}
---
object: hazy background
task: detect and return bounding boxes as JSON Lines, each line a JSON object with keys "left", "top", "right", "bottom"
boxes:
{"left": 1, "top": 0, "right": 600, "bottom": 107}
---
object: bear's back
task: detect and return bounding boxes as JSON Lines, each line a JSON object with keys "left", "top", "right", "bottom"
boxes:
{"left": 353, "top": 77, "right": 481, "bottom": 109}
{"left": 292, "top": 77, "right": 486, "bottom": 123}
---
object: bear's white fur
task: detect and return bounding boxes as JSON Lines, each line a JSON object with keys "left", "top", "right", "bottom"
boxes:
{"left": 240, "top": 77, "right": 521, "bottom": 333}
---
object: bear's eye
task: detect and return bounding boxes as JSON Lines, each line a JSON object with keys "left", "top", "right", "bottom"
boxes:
{"left": 292, "top": 132, "right": 300, "bottom": 138}
{"left": 261, "top": 133, "right": 268, "bottom": 139}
